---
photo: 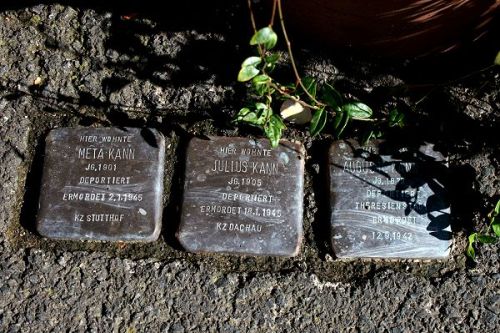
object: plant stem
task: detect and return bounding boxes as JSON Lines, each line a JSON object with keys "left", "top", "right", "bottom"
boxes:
{"left": 276, "top": 0, "right": 325, "bottom": 107}
{"left": 270, "top": 82, "right": 320, "bottom": 110}
{"left": 246, "top": 0, "right": 258, "bottom": 33}
{"left": 246, "top": 0, "right": 264, "bottom": 57}
{"left": 269, "top": 0, "right": 277, "bottom": 26}
{"left": 353, "top": 117, "right": 376, "bottom": 122}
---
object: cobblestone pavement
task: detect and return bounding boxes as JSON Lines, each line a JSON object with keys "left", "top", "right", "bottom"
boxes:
{"left": 0, "top": 2, "right": 498, "bottom": 332}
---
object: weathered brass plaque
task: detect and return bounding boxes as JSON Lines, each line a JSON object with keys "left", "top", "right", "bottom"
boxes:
{"left": 177, "top": 136, "right": 305, "bottom": 256}
{"left": 37, "top": 127, "right": 165, "bottom": 242}
{"left": 329, "top": 140, "right": 452, "bottom": 259}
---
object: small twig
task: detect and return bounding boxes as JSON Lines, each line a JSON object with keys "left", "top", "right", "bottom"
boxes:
{"left": 353, "top": 117, "right": 377, "bottom": 122}
{"left": 246, "top": 0, "right": 258, "bottom": 33}
{"left": 269, "top": 0, "right": 277, "bottom": 26}
{"left": 246, "top": 0, "right": 264, "bottom": 56}
{"left": 276, "top": 0, "right": 325, "bottom": 107}
{"left": 270, "top": 82, "right": 321, "bottom": 110}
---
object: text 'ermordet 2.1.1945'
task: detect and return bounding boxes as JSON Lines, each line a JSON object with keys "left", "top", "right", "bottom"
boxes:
{"left": 177, "top": 136, "right": 305, "bottom": 256}
{"left": 329, "top": 139, "right": 452, "bottom": 259}
{"left": 36, "top": 127, "right": 165, "bottom": 242}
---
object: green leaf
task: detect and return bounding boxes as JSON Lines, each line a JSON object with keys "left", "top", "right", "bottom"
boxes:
{"left": 254, "top": 103, "right": 272, "bottom": 125}
{"left": 466, "top": 242, "right": 475, "bottom": 260}
{"left": 253, "top": 84, "right": 269, "bottom": 96}
{"left": 321, "top": 83, "right": 343, "bottom": 110}
{"left": 302, "top": 77, "right": 317, "bottom": 99}
{"left": 237, "top": 66, "right": 260, "bottom": 82}
{"left": 252, "top": 74, "right": 271, "bottom": 96}
{"left": 236, "top": 107, "right": 252, "bottom": 117}
{"left": 362, "top": 130, "right": 384, "bottom": 145}
{"left": 265, "top": 53, "right": 280, "bottom": 65}
{"left": 491, "top": 217, "right": 500, "bottom": 237}
{"left": 309, "top": 107, "right": 327, "bottom": 137}
{"left": 236, "top": 104, "right": 271, "bottom": 127}
{"left": 396, "top": 114, "right": 405, "bottom": 126}
{"left": 388, "top": 108, "right": 405, "bottom": 127}
{"left": 332, "top": 110, "right": 343, "bottom": 130}
{"left": 264, "top": 53, "right": 280, "bottom": 71}
{"left": 250, "top": 27, "right": 278, "bottom": 50}
{"left": 343, "top": 102, "right": 373, "bottom": 120}
{"left": 495, "top": 51, "right": 500, "bottom": 66}
{"left": 255, "top": 102, "right": 268, "bottom": 111}
{"left": 489, "top": 200, "right": 500, "bottom": 236}
{"left": 236, "top": 107, "right": 258, "bottom": 124}
{"left": 466, "top": 233, "right": 477, "bottom": 259}
{"left": 334, "top": 111, "right": 350, "bottom": 138}
{"left": 477, "top": 234, "right": 497, "bottom": 244}
{"left": 361, "top": 130, "right": 376, "bottom": 146}
{"left": 265, "top": 114, "right": 285, "bottom": 148}
{"left": 241, "top": 56, "right": 262, "bottom": 68}
{"left": 252, "top": 74, "right": 270, "bottom": 85}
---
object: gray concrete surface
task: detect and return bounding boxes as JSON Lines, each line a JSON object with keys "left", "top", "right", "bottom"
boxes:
{"left": 0, "top": 3, "right": 498, "bottom": 332}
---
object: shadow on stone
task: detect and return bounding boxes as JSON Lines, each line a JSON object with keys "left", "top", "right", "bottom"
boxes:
{"left": 329, "top": 139, "right": 461, "bottom": 259}
{"left": 19, "top": 130, "right": 48, "bottom": 235}
{"left": 308, "top": 139, "right": 335, "bottom": 258}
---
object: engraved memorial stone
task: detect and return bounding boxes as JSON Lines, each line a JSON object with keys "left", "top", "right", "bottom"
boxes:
{"left": 329, "top": 140, "right": 452, "bottom": 259}
{"left": 177, "top": 136, "right": 305, "bottom": 256}
{"left": 37, "top": 127, "right": 165, "bottom": 242}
